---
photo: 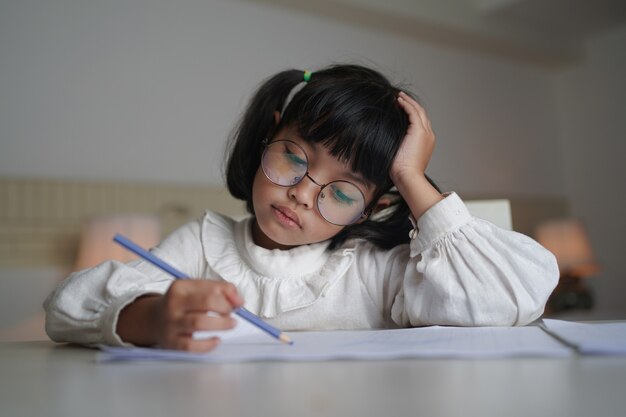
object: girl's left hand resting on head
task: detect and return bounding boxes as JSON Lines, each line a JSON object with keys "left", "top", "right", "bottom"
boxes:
{"left": 392, "top": 91, "right": 444, "bottom": 220}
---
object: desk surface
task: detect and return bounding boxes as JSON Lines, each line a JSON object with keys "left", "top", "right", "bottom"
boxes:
{"left": 1, "top": 341, "right": 626, "bottom": 417}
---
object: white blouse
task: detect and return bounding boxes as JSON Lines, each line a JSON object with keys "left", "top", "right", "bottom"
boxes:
{"left": 44, "top": 193, "right": 559, "bottom": 347}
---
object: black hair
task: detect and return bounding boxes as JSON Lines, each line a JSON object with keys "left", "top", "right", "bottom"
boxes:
{"left": 225, "top": 64, "right": 440, "bottom": 250}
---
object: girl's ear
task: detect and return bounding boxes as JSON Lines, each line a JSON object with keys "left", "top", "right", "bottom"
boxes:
{"left": 266, "top": 111, "right": 282, "bottom": 140}
{"left": 273, "top": 111, "right": 281, "bottom": 126}
{"left": 357, "top": 195, "right": 393, "bottom": 224}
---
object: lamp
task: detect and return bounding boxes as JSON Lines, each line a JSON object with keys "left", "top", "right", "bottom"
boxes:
{"left": 535, "top": 218, "right": 601, "bottom": 314}
{"left": 74, "top": 214, "right": 161, "bottom": 272}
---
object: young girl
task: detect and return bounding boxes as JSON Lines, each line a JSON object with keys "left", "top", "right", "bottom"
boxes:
{"left": 44, "top": 64, "right": 558, "bottom": 352}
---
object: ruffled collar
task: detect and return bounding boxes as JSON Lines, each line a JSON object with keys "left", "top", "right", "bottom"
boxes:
{"left": 238, "top": 217, "right": 332, "bottom": 278}
{"left": 200, "top": 211, "right": 356, "bottom": 318}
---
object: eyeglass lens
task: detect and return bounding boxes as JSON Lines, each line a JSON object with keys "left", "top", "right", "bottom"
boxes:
{"left": 261, "top": 140, "right": 366, "bottom": 226}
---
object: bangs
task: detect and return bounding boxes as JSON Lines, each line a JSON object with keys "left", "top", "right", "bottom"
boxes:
{"left": 281, "top": 81, "right": 408, "bottom": 189}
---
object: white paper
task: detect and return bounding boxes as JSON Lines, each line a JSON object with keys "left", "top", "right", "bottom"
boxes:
{"left": 99, "top": 325, "right": 572, "bottom": 362}
{"left": 192, "top": 313, "right": 267, "bottom": 341}
{"left": 541, "top": 319, "right": 626, "bottom": 355}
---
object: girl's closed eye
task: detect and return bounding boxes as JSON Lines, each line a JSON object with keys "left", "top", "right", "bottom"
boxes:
{"left": 329, "top": 184, "right": 356, "bottom": 206}
{"left": 283, "top": 144, "right": 307, "bottom": 167}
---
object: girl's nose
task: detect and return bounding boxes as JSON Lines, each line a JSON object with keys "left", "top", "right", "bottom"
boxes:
{"left": 288, "top": 176, "right": 319, "bottom": 209}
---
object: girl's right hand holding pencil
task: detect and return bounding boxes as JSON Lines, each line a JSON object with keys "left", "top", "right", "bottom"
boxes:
{"left": 116, "top": 280, "right": 244, "bottom": 352}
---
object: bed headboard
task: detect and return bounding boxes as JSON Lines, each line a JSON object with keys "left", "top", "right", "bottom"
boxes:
{"left": 0, "top": 176, "right": 568, "bottom": 268}
{"left": 0, "top": 177, "right": 247, "bottom": 267}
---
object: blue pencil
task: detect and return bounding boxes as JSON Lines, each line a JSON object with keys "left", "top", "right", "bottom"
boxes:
{"left": 113, "top": 233, "right": 293, "bottom": 345}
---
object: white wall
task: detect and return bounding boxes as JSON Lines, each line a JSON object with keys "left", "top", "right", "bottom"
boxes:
{"left": 3, "top": 1, "right": 623, "bottom": 320}
{"left": 553, "top": 25, "right": 626, "bottom": 319}
{"left": 0, "top": 0, "right": 563, "bottom": 197}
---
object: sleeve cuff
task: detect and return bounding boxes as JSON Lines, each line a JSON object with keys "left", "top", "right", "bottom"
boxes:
{"left": 410, "top": 192, "right": 473, "bottom": 256}
{"left": 101, "top": 290, "right": 165, "bottom": 347}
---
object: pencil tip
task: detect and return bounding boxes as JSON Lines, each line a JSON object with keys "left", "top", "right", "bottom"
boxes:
{"left": 279, "top": 334, "right": 293, "bottom": 345}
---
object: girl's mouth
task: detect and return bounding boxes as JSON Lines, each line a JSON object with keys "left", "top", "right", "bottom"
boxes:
{"left": 271, "top": 205, "right": 302, "bottom": 229}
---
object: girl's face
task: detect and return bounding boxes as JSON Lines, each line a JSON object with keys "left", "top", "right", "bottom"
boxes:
{"left": 251, "top": 125, "right": 376, "bottom": 250}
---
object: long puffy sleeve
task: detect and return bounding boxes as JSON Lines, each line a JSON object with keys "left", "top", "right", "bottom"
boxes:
{"left": 43, "top": 219, "right": 206, "bottom": 346}
{"left": 361, "top": 193, "right": 559, "bottom": 327}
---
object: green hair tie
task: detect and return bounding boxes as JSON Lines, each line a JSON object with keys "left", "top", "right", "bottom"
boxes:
{"left": 303, "top": 70, "right": 312, "bottom": 82}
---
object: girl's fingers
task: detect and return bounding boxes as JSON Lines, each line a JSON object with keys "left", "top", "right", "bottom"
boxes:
{"left": 398, "top": 91, "right": 430, "bottom": 131}
{"left": 398, "top": 96, "right": 427, "bottom": 139}
{"left": 169, "top": 280, "right": 239, "bottom": 315}
{"left": 170, "top": 336, "right": 222, "bottom": 353}
{"left": 392, "top": 91, "right": 437, "bottom": 179}
{"left": 222, "top": 283, "right": 245, "bottom": 308}
{"left": 190, "top": 289, "right": 235, "bottom": 314}
{"left": 159, "top": 281, "right": 245, "bottom": 351}
{"left": 397, "top": 93, "right": 421, "bottom": 124}
{"left": 178, "top": 312, "right": 237, "bottom": 334}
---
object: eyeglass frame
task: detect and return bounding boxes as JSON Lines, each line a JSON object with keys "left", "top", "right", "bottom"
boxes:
{"left": 260, "top": 138, "right": 369, "bottom": 226}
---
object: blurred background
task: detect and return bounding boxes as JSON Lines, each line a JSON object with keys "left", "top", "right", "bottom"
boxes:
{"left": 1, "top": 0, "right": 625, "bottom": 341}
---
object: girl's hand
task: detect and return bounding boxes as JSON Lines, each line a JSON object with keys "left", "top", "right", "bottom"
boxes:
{"left": 390, "top": 91, "right": 443, "bottom": 219}
{"left": 390, "top": 91, "right": 436, "bottom": 183}
{"left": 117, "top": 280, "right": 244, "bottom": 352}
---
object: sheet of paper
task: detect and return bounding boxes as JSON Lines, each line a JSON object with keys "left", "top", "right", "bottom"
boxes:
{"left": 541, "top": 319, "right": 626, "bottom": 355}
{"left": 99, "top": 325, "right": 571, "bottom": 363}
{"left": 192, "top": 313, "right": 267, "bottom": 341}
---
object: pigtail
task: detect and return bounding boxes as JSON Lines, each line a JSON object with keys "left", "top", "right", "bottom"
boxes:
{"left": 225, "top": 69, "right": 306, "bottom": 213}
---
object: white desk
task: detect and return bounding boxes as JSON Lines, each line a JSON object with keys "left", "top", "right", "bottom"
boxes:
{"left": 1, "top": 341, "right": 626, "bottom": 417}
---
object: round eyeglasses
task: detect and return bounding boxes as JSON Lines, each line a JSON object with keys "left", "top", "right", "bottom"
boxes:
{"left": 261, "top": 140, "right": 367, "bottom": 226}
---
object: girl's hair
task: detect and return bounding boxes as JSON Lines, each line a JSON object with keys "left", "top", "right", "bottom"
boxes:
{"left": 225, "top": 64, "right": 439, "bottom": 250}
